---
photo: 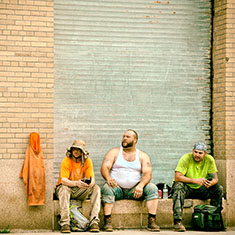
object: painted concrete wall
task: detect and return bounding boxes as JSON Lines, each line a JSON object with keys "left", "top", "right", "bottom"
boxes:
{"left": 53, "top": 0, "right": 212, "bottom": 189}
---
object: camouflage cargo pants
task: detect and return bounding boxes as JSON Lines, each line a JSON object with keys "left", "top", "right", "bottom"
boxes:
{"left": 171, "top": 182, "right": 223, "bottom": 220}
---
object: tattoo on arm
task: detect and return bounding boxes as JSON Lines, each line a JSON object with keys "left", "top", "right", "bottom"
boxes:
{"left": 208, "top": 173, "right": 216, "bottom": 179}
{"left": 146, "top": 161, "right": 151, "bottom": 167}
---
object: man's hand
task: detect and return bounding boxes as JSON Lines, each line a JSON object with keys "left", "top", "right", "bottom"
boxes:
{"left": 76, "top": 180, "right": 90, "bottom": 188}
{"left": 194, "top": 177, "right": 207, "bottom": 186}
{"left": 194, "top": 178, "right": 213, "bottom": 188}
{"left": 203, "top": 178, "right": 216, "bottom": 188}
{"left": 107, "top": 177, "right": 118, "bottom": 188}
{"left": 203, "top": 179, "right": 212, "bottom": 188}
{"left": 87, "top": 178, "right": 95, "bottom": 188}
{"left": 133, "top": 184, "right": 144, "bottom": 199}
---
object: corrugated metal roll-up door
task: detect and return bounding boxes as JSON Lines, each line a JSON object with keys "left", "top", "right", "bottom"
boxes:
{"left": 54, "top": 0, "right": 212, "bottom": 187}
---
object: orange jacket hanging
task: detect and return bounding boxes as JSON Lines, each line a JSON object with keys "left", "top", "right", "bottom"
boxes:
{"left": 20, "top": 132, "right": 45, "bottom": 206}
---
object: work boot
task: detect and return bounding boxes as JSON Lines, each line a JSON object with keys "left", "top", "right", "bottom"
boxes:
{"left": 147, "top": 217, "right": 160, "bottom": 232}
{"left": 90, "top": 222, "right": 100, "bottom": 233}
{"left": 103, "top": 216, "right": 113, "bottom": 232}
{"left": 174, "top": 221, "right": 186, "bottom": 232}
{"left": 61, "top": 224, "right": 71, "bottom": 233}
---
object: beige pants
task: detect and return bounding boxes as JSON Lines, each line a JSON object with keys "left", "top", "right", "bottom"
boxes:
{"left": 55, "top": 184, "right": 101, "bottom": 226}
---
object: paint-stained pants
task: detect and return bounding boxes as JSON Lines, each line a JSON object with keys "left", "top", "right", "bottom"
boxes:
{"left": 172, "top": 182, "right": 223, "bottom": 221}
{"left": 55, "top": 184, "right": 101, "bottom": 226}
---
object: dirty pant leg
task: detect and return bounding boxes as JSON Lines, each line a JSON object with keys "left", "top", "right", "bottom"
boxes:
{"left": 71, "top": 184, "right": 101, "bottom": 224}
{"left": 101, "top": 183, "right": 124, "bottom": 204}
{"left": 172, "top": 182, "right": 190, "bottom": 221}
{"left": 89, "top": 185, "right": 101, "bottom": 224}
{"left": 56, "top": 185, "right": 71, "bottom": 226}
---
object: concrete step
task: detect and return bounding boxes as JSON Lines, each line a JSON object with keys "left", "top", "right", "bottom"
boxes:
{"left": 53, "top": 199, "right": 227, "bottom": 230}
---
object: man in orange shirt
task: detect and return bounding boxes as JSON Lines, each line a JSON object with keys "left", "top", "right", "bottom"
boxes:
{"left": 55, "top": 140, "right": 101, "bottom": 233}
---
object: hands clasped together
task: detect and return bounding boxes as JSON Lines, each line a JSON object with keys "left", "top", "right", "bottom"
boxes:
{"left": 194, "top": 178, "right": 214, "bottom": 188}
{"left": 74, "top": 179, "right": 95, "bottom": 189}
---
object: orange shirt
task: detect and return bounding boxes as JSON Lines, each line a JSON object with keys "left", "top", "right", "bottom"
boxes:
{"left": 56, "top": 156, "right": 94, "bottom": 186}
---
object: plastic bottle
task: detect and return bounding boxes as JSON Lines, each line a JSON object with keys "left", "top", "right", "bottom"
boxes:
{"left": 162, "top": 184, "right": 168, "bottom": 199}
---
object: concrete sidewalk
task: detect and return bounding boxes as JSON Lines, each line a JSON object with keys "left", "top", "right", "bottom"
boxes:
{"left": 8, "top": 229, "right": 235, "bottom": 235}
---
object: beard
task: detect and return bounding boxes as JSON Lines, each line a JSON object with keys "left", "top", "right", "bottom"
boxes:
{"left": 72, "top": 155, "right": 82, "bottom": 160}
{"left": 122, "top": 141, "right": 134, "bottom": 148}
{"left": 74, "top": 155, "right": 81, "bottom": 158}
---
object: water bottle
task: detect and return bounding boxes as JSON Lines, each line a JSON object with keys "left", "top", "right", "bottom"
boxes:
{"left": 162, "top": 184, "right": 168, "bottom": 199}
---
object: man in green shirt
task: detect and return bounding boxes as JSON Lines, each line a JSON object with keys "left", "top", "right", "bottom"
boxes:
{"left": 171, "top": 143, "right": 223, "bottom": 232}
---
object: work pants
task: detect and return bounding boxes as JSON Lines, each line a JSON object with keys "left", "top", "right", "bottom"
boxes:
{"left": 55, "top": 184, "right": 101, "bottom": 226}
{"left": 172, "top": 182, "right": 223, "bottom": 221}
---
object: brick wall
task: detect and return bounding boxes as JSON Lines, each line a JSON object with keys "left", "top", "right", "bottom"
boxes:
{"left": 213, "top": 0, "right": 235, "bottom": 227}
{"left": 225, "top": 0, "right": 235, "bottom": 227}
{"left": 213, "top": 0, "right": 227, "bottom": 160}
{"left": 225, "top": 1, "right": 235, "bottom": 159}
{"left": 0, "top": 0, "right": 54, "bottom": 159}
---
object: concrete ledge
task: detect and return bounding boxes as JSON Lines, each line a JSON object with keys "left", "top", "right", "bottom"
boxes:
{"left": 53, "top": 199, "right": 227, "bottom": 230}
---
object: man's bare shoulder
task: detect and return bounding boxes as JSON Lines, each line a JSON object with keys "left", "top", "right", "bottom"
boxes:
{"left": 138, "top": 150, "right": 152, "bottom": 170}
{"left": 105, "top": 147, "right": 120, "bottom": 158}
{"left": 139, "top": 149, "right": 150, "bottom": 160}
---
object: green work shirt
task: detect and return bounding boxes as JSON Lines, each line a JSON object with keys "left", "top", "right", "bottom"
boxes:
{"left": 175, "top": 153, "right": 218, "bottom": 189}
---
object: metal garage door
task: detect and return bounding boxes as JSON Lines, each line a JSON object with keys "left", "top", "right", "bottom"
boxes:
{"left": 54, "top": 0, "right": 212, "bottom": 187}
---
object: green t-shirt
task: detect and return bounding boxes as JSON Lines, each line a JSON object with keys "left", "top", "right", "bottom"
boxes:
{"left": 175, "top": 153, "right": 218, "bottom": 189}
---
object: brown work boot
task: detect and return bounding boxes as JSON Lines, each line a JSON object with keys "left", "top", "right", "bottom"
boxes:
{"left": 90, "top": 222, "right": 100, "bottom": 233}
{"left": 61, "top": 224, "right": 71, "bottom": 233}
{"left": 103, "top": 216, "right": 113, "bottom": 232}
{"left": 147, "top": 217, "right": 160, "bottom": 232}
{"left": 174, "top": 221, "right": 186, "bottom": 232}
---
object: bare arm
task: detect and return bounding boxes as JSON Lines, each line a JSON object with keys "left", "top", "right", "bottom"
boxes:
{"left": 139, "top": 151, "right": 152, "bottom": 187}
{"left": 133, "top": 151, "right": 152, "bottom": 198}
{"left": 175, "top": 171, "right": 218, "bottom": 188}
{"left": 100, "top": 148, "right": 119, "bottom": 187}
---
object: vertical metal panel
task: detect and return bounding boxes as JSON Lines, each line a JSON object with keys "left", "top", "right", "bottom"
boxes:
{"left": 54, "top": 0, "right": 212, "bottom": 186}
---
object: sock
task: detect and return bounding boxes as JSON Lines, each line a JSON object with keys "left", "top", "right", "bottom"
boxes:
{"left": 104, "top": 214, "right": 111, "bottom": 219}
{"left": 148, "top": 213, "right": 156, "bottom": 219}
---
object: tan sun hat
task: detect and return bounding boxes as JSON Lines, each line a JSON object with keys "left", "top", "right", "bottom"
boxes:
{"left": 70, "top": 139, "right": 88, "bottom": 154}
{"left": 67, "top": 139, "right": 89, "bottom": 166}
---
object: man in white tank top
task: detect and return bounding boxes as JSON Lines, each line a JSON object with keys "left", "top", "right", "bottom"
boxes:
{"left": 100, "top": 129, "right": 160, "bottom": 232}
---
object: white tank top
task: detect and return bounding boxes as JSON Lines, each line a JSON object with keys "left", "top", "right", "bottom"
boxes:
{"left": 110, "top": 147, "right": 141, "bottom": 188}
